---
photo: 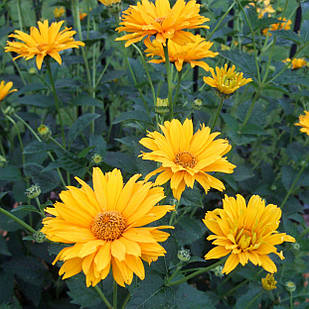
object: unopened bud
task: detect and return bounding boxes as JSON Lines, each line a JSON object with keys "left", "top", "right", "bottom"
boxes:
{"left": 25, "top": 184, "right": 41, "bottom": 199}
{"left": 92, "top": 153, "right": 103, "bottom": 165}
{"left": 261, "top": 273, "right": 277, "bottom": 291}
{"left": 0, "top": 155, "right": 7, "bottom": 168}
{"left": 177, "top": 248, "right": 191, "bottom": 262}
{"left": 271, "top": 184, "right": 277, "bottom": 191}
{"left": 33, "top": 231, "right": 46, "bottom": 243}
{"left": 37, "top": 124, "right": 51, "bottom": 139}
{"left": 292, "top": 242, "right": 300, "bottom": 250}
{"left": 212, "top": 265, "right": 224, "bottom": 278}
{"left": 285, "top": 281, "right": 296, "bottom": 293}
{"left": 28, "top": 67, "right": 37, "bottom": 75}
{"left": 155, "top": 98, "right": 169, "bottom": 114}
{"left": 193, "top": 98, "right": 202, "bottom": 109}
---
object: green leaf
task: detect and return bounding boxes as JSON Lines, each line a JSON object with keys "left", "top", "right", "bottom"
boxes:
{"left": 174, "top": 217, "right": 204, "bottom": 246}
{"left": 72, "top": 95, "right": 102, "bottom": 108}
{"left": 0, "top": 166, "right": 22, "bottom": 181}
{"left": 175, "top": 284, "right": 216, "bottom": 309}
{"left": 233, "top": 165, "right": 255, "bottom": 182}
{"left": 113, "top": 111, "right": 152, "bottom": 124}
{"left": 68, "top": 113, "right": 100, "bottom": 143}
{"left": 23, "top": 140, "right": 56, "bottom": 154}
{"left": 0, "top": 235, "right": 11, "bottom": 256}
{"left": 66, "top": 274, "right": 102, "bottom": 309}
{"left": 11, "top": 205, "right": 41, "bottom": 215}
{"left": 234, "top": 286, "right": 262, "bottom": 309}
{"left": 89, "top": 135, "right": 107, "bottom": 156}
{"left": 0, "top": 210, "right": 27, "bottom": 232}
{"left": 18, "top": 95, "right": 54, "bottom": 108}
{"left": 0, "top": 271, "right": 14, "bottom": 303}
{"left": 281, "top": 166, "right": 297, "bottom": 191}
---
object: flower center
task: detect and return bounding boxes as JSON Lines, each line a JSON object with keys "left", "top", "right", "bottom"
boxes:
{"left": 155, "top": 16, "right": 166, "bottom": 24}
{"left": 90, "top": 211, "right": 127, "bottom": 241}
{"left": 174, "top": 151, "right": 197, "bottom": 168}
{"left": 235, "top": 228, "right": 259, "bottom": 250}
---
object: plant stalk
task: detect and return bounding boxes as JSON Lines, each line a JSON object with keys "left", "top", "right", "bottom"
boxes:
{"left": 94, "top": 285, "right": 112, "bottom": 309}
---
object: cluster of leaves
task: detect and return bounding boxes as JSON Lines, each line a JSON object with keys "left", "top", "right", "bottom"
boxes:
{"left": 0, "top": 0, "right": 309, "bottom": 308}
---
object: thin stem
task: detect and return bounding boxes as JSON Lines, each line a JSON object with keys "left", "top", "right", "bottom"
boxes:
{"left": 240, "top": 91, "right": 260, "bottom": 129}
{"left": 94, "top": 285, "right": 112, "bottom": 309}
{"left": 46, "top": 59, "right": 66, "bottom": 147}
{"left": 113, "top": 280, "right": 118, "bottom": 309}
{"left": 281, "top": 293, "right": 308, "bottom": 304}
{"left": 262, "top": 38, "right": 276, "bottom": 84}
{"left": 166, "top": 260, "right": 222, "bottom": 287}
{"left": 16, "top": 0, "right": 24, "bottom": 31}
{"left": 211, "top": 96, "right": 225, "bottom": 130}
{"left": 163, "top": 43, "right": 174, "bottom": 119}
{"left": 95, "top": 59, "right": 110, "bottom": 88}
{"left": 173, "top": 70, "right": 183, "bottom": 107}
{"left": 245, "top": 291, "right": 263, "bottom": 309}
{"left": 289, "top": 292, "right": 294, "bottom": 309}
{"left": 281, "top": 156, "right": 309, "bottom": 209}
{"left": 121, "top": 293, "right": 130, "bottom": 309}
{"left": 0, "top": 207, "right": 35, "bottom": 234}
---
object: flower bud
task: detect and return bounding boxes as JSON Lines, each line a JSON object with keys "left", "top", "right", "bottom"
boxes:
{"left": 37, "top": 124, "right": 51, "bottom": 139}
{"left": 155, "top": 98, "right": 169, "bottom": 114}
{"left": 0, "top": 155, "right": 7, "bottom": 168}
{"left": 285, "top": 281, "right": 296, "bottom": 293}
{"left": 212, "top": 265, "right": 224, "bottom": 278}
{"left": 33, "top": 231, "right": 46, "bottom": 243}
{"left": 261, "top": 273, "right": 277, "bottom": 291}
{"left": 270, "top": 184, "right": 277, "bottom": 191}
{"left": 193, "top": 98, "right": 202, "bottom": 109}
{"left": 3, "top": 106, "right": 15, "bottom": 115}
{"left": 28, "top": 67, "right": 37, "bottom": 75}
{"left": 292, "top": 242, "right": 300, "bottom": 250}
{"left": 92, "top": 153, "right": 103, "bottom": 165}
{"left": 25, "top": 184, "right": 41, "bottom": 199}
{"left": 177, "top": 248, "right": 191, "bottom": 262}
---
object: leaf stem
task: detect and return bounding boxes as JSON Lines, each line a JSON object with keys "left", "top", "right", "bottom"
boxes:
{"left": 211, "top": 96, "right": 225, "bottom": 130}
{"left": 240, "top": 90, "right": 260, "bottom": 129}
{"left": 163, "top": 42, "right": 174, "bottom": 119}
{"left": 113, "top": 280, "right": 118, "bottom": 309}
{"left": 94, "top": 285, "right": 112, "bottom": 309}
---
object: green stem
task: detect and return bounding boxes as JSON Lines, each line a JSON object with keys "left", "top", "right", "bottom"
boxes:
{"left": 0, "top": 207, "right": 35, "bottom": 234}
{"left": 168, "top": 200, "right": 179, "bottom": 225}
{"left": 49, "top": 136, "right": 67, "bottom": 152}
{"left": 16, "top": 0, "right": 24, "bottom": 31}
{"left": 261, "top": 38, "right": 276, "bottom": 84}
{"left": 113, "top": 280, "right": 118, "bottom": 309}
{"left": 166, "top": 260, "right": 222, "bottom": 287}
{"left": 46, "top": 59, "right": 66, "bottom": 147}
{"left": 95, "top": 59, "right": 110, "bottom": 88}
{"left": 94, "top": 285, "right": 112, "bottom": 309}
{"left": 163, "top": 43, "right": 174, "bottom": 119}
{"left": 173, "top": 70, "right": 183, "bottom": 107}
{"left": 240, "top": 91, "right": 260, "bottom": 129}
{"left": 121, "top": 293, "right": 130, "bottom": 309}
{"left": 211, "top": 96, "right": 225, "bottom": 130}
{"left": 289, "top": 292, "right": 294, "bottom": 309}
{"left": 281, "top": 156, "right": 309, "bottom": 209}
{"left": 206, "top": 2, "right": 236, "bottom": 40}
{"left": 281, "top": 293, "right": 308, "bottom": 304}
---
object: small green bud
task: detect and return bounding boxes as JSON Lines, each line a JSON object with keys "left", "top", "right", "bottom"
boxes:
{"left": 25, "top": 184, "right": 41, "bottom": 199}
{"left": 300, "top": 160, "right": 307, "bottom": 167}
{"left": 212, "top": 265, "right": 224, "bottom": 278}
{"left": 155, "top": 98, "right": 169, "bottom": 114}
{"left": 3, "top": 106, "right": 15, "bottom": 115}
{"left": 177, "top": 248, "right": 191, "bottom": 262}
{"left": 292, "top": 242, "right": 300, "bottom": 250}
{"left": 37, "top": 124, "right": 51, "bottom": 139}
{"left": 33, "top": 231, "right": 46, "bottom": 243}
{"left": 28, "top": 67, "right": 37, "bottom": 75}
{"left": 285, "top": 281, "right": 296, "bottom": 293}
{"left": 271, "top": 184, "right": 277, "bottom": 191}
{"left": 92, "top": 153, "right": 103, "bottom": 165}
{"left": 0, "top": 155, "right": 7, "bottom": 168}
{"left": 193, "top": 99, "right": 202, "bottom": 109}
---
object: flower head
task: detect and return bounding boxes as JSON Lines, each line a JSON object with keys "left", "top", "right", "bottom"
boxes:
{"left": 262, "top": 273, "right": 277, "bottom": 291}
{"left": 0, "top": 81, "right": 17, "bottom": 102}
{"left": 99, "top": 0, "right": 121, "bottom": 5}
{"left": 115, "top": 0, "right": 209, "bottom": 47}
{"left": 79, "top": 13, "right": 88, "bottom": 21}
{"left": 54, "top": 7, "right": 65, "bottom": 19}
{"left": 203, "top": 194, "right": 296, "bottom": 274}
{"left": 262, "top": 17, "right": 292, "bottom": 36}
{"left": 203, "top": 64, "right": 252, "bottom": 95}
{"left": 139, "top": 119, "right": 236, "bottom": 200}
{"left": 249, "top": 0, "right": 275, "bottom": 19}
{"left": 144, "top": 35, "right": 218, "bottom": 71}
{"left": 41, "top": 168, "right": 174, "bottom": 287}
{"left": 295, "top": 110, "right": 309, "bottom": 136}
{"left": 5, "top": 20, "right": 85, "bottom": 70}
{"left": 283, "top": 58, "right": 307, "bottom": 70}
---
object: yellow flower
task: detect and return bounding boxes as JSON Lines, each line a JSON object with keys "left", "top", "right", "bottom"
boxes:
{"left": 115, "top": 0, "right": 209, "bottom": 47}
{"left": 249, "top": 0, "right": 275, "bottom": 19}
{"left": 99, "top": 0, "right": 121, "bottom": 5}
{"left": 144, "top": 35, "right": 218, "bottom": 72}
{"left": 283, "top": 58, "right": 307, "bottom": 70}
{"left": 203, "top": 64, "right": 252, "bottom": 95}
{"left": 203, "top": 194, "right": 296, "bottom": 274}
{"left": 155, "top": 97, "right": 169, "bottom": 114}
{"left": 79, "top": 13, "right": 88, "bottom": 20}
{"left": 41, "top": 168, "right": 174, "bottom": 287}
{"left": 139, "top": 119, "right": 236, "bottom": 200}
{"left": 261, "top": 273, "right": 277, "bottom": 291}
{"left": 295, "top": 110, "right": 309, "bottom": 136}
{"left": 262, "top": 17, "right": 292, "bottom": 36}
{"left": 54, "top": 7, "right": 65, "bottom": 19}
{"left": 0, "top": 81, "right": 17, "bottom": 102}
{"left": 5, "top": 20, "right": 85, "bottom": 70}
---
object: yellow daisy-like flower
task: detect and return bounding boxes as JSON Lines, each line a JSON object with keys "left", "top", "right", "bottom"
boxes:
{"left": 203, "top": 194, "right": 296, "bottom": 274}
{"left": 283, "top": 57, "right": 307, "bottom": 70}
{"left": 262, "top": 17, "right": 292, "bottom": 36}
{"left": 139, "top": 119, "right": 236, "bottom": 200}
{"left": 5, "top": 20, "right": 85, "bottom": 70}
{"left": 54, "top": 7, "right": 65, "bottom": 19}
{"left": 0, "top": 81, "right": 17, "bottom": 102}
{"left": 203, "top": 64, "right": 252, "bottom": 95}
{"left": 144, "top": 35, "right": 218, "bottom": 72}
{"left": 261, "top": 273, "right": 277, "bottom": 291}
{"left": 99, "top": 0, "right": 121, "bottom": 5}
{"left": 41, "top": 168, "right": 174, "bottom": 287}
{"left": 295, "top": 110, "right": 309, "bottom": 136}
{"left": 249, "top": 0, "right": 275, "bottom": 19}
{"left": 115, "top": 0, "right": 209, "bottom": 47}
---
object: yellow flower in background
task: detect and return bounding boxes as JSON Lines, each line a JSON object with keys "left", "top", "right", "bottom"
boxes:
{"left": 54, "top": 7, "right": 65, "bottom": 19}
{"left": 41, "top": 168, "right": 174, "bottom": 287}
{"left": 79, "top": 13, "right": 88, "bottom": 20}
{"left": 249, "top": 0, "right": 275, "bottom": 19}
{"left": 144, "top": 35, "right": 218, "bottom": 72}
{"left": 0, "top": 81, "right": 17, "bottom": 101}
{"left": 283, "top": 57, "right": 307, "bottom": 70}
{"left": 115, "top": 0, "right": 209, "bottom": 47}
{"left": 203, "top": 64, "right": 252, "bottom": 95}
{"left": 5, "top": 20, "right": 85, "bottom": 70}
{"left": 204, "top": 194, "right": 296, "bottom": 274}
{"left": 262, "top": 17, "right": 292, "bottom": 36}
{"left": 139, "top": 119, "right": 236, "bottom": 200}
{"left": 262, "top": 273, "right": 277, "bottom": 291}
{"left": 295, "top": 111, "right": 309, "bottom": 136}
{"left": 99, "top": 0, "right": 121, "bottom": 5}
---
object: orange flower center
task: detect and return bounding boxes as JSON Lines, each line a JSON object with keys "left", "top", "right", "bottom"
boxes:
{"left": 174, "top": 151, "right": 197, "bottom": 168}
{"left": 90, "top": 211, "right": 127, "bottom": 241}
{"left": 235, "top": 227, "right": 260, "bottom": 250}
{"left": 155, "top": 17, "right": 166, "bottom": 24}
